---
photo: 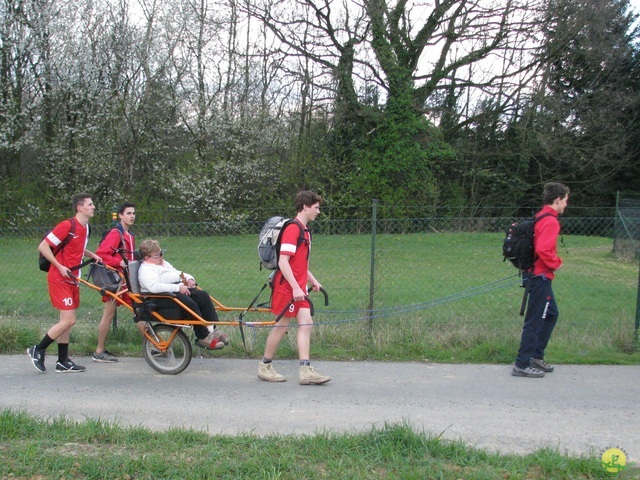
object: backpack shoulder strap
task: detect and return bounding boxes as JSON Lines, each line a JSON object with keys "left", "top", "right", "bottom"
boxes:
{"left": 57, "top": 218, "right": 76, "bottom": 251}
{"left": 530, "top": 212, "right": 557, "bottom": 265}
{"left": 291, "top": 219, "right": 308, "bottom": 247}
{"left": 533, "top": 212, "right": 553, "bottom": 223}
{"left": 275, "top": 219, "right": 309, "bottom": 259}
{"left": 101, "top": 224, "right": 125, "bottom": 247}
{"left": 49, "top": 218, "right": 77, "bottom": 258}
{"left": 113, "top": 223, "right": 125, "bottom": 247}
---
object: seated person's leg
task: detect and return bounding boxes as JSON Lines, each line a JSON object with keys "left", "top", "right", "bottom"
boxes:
{"left": 189, "top": 289, "right": 219, "bottom": 322}
{"left": 151, "top": 292, "right": 225, "bottom": 349}
{"left": 189, "top": 289, "right": 228, "bottom": 347}
{"left": 171, "top": 293, "right": 210, "bottom": 339}
{"left": 151, "top": 296, "right": 196, "bottom": 320}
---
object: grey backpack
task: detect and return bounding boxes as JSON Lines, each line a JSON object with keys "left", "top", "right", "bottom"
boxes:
{"left": 258, "top": 216, "right": 306, "bottom": 270}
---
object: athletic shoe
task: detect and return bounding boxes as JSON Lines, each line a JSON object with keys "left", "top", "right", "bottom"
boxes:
{"left": 213, "top": 329, "right": 230, "bottom": 346}
{"left": 258, "top": 362, "right": 286, "bottom": 382}
{"left": 195, "top": 333, "right": 225, "bottom": 350}
{"left": 531, "top": 358, "right": 554, "bottom": 372}
{"left": 92, "top": 350, "right": 118, "bottom": 363}
{"left": 55, "top": 359, "right": 86, "bottom": 373}
{"left": 27, "top": 345, "right": 46, "bottom": 373}
{"left": 299, "top": 365, "right": 331, "bottom": 385}
{"left": 511, "top": 364, "right": 545, "bottom": 378}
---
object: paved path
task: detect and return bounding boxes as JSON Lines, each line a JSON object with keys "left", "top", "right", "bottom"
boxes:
{"left": 1, "top": 355, "right": 638, "bottom": 458}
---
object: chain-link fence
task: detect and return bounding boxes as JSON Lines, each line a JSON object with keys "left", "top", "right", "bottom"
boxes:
{"left": 614, "top": 193, "right": 640, "bottom": 336}
{"left": 614, "top": 194, "right": 640, "bottom": 260}
{"left": 0, "top": 204, "right": 637, "bottom": 357}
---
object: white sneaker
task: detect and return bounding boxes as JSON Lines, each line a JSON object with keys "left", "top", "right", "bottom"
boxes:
{"left": 258, "top": 361, "right": 286, "bottom": 382}
{"left": 196, "top": 333, "right": 224, "bottom": 350}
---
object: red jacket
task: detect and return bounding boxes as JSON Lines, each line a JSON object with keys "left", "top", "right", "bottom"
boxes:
{"left": 96, "top": 226, "right": 135, "bottom": 270}
{"left": 532, "top": 205, "right": 562, "bottom": 279}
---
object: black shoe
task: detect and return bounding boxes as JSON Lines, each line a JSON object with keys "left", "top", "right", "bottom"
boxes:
{"left": 27, "top": 346, "right": 46, "bottom": 373}
{"left": 55, "top": 358, "right": 86, "bottom": 373}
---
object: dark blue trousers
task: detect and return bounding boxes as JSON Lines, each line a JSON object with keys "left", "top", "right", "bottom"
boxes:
{"left": 515, "top": 275, "right": 559, "bottom": 369}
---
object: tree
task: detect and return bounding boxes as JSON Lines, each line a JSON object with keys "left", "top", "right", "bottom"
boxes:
{"left": 521, "top": 0, "right": 640, "bottom": 206}
{"left": 247, "top": 0, "right": 548, "bottom": 206}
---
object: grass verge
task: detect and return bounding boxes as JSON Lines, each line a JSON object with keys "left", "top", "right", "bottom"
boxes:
{"left": 0, "top": 409, "right": 617, "bottom": 479}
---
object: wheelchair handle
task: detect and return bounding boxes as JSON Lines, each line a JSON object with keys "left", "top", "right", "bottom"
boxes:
{"left": 318, "top": 287, "right": 329, "bottom": 306}
{"left": 273, "top": 288, "right": 329, "bottom": 322}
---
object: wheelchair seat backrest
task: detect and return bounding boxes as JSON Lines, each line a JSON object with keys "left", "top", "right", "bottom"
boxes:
{"left": 127, "top": 260, "right": 142, "bottom": 294}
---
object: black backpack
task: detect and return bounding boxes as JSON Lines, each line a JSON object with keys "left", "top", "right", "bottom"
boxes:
{"left": 38, "top": 218, "right": 78, "bottom": 272}
{"left": 258, "top": 217, "right": 307, "bottom": 270}
{"left": 502, "top": 213, "right": 552, "bottom": 273}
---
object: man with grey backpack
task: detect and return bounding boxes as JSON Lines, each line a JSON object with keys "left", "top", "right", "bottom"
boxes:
{"left": 258, "top": 191, "right": 331, "bottom": 385}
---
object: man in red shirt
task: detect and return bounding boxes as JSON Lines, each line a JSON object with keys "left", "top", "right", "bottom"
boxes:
{"left": 258, "top": 191, "right": 331, "bottom": 385}
{"left": 512, "top": 182, "right": 570, "bottom": 378}
{"left": 93, "top": 202, "right": 137, "bottom": 363}
{"left": 28, "top": 193, "right": 102, "bottom": 373}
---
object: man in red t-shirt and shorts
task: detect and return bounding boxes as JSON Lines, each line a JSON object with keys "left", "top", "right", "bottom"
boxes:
{"left": 258, "top": 191, "right": 331, "bottom": 385}
{"left": 27, "top": 193, "right": 101, "bottom": 373}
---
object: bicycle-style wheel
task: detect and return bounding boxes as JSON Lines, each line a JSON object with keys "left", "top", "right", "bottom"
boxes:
{"left": 142, "top": 323, "right": 192, "bottom": 375}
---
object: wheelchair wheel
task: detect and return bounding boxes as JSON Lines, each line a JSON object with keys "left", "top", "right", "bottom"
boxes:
{"left": 143, "top": 324, "right": 192, "bottom": 375}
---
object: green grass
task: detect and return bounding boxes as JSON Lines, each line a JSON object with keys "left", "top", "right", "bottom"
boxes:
{"left": 0, "top": 232, "right": 638, "bottom": 363}
{"left": 0, "top": 410, "right": 616, "bottom": 479}
{"left": 2, "top": 232, "right": 637, "bottom": 478}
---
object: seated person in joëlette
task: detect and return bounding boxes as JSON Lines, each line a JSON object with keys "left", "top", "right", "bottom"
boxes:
{"left": 137, "top": 239, "right": 229, "bottom": 350}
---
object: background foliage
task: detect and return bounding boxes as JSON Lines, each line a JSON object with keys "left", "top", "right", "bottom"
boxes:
{"left": 1, "top": 0, "right": 639, "bottom": 223}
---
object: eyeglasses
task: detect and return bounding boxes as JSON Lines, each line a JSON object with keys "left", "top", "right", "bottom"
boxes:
{"left": 150, "top": 250, "right": 164, "bottom": 258}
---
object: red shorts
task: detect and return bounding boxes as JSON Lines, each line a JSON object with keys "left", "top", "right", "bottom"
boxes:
{"left": 101, "top": 291, "right": 132, "bottom": 306}
{"left": 270, "top": 290, "right": 310, "bottom": 319}
{"left": 48, "top": 278, "right": 80, "bottom": 310}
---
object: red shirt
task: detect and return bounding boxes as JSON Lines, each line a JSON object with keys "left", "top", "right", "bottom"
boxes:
{"left": 532, "top": 205, "right": 562, "bottom": 279}
{"left": 45, "top": 218, "right": 89, "bottom": 280}
{"left": 273, "top": 220, "right": 311, "bottom": 295}
{"left": 96, "top": 227, "right": 135, "bottom": 270}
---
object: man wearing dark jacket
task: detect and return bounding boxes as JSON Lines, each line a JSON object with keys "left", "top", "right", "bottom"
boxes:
{"left": 512, "top": 182, "right": 570, "bottom": 378}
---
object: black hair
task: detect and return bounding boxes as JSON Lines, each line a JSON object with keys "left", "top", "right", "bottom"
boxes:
{"left": 117, "top": 202, "right": 136, "bottom": 215}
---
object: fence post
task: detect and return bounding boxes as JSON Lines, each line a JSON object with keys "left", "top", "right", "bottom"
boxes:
{"left": 614, "top": 191, "right": 620, "bottom": 255}
{"left": 615, "top": 191, "right": 640, "bottom": 342}
{"left": 635, "top": 261, "right": 640, "bottom": 342}
{"left": 368, "top": 199, "right": 378, "bottom": 334}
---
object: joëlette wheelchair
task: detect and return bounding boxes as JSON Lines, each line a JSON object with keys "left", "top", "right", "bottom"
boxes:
{"left": 78, "top": 255, "right": 327, "bottom": 375}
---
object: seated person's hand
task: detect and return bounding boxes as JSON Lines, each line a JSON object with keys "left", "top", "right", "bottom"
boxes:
{"left": 178, "top": 284, "right": 191, "bottom": 295}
